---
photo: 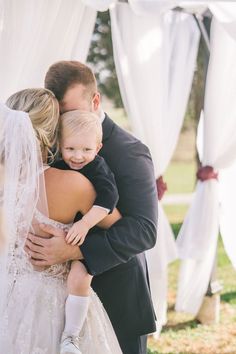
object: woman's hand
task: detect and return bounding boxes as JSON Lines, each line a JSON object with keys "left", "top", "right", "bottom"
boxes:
{"left": 24, "top": 223, "right": 83, "bottom": 267}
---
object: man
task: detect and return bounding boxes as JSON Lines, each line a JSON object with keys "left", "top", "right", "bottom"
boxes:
{"left": 27, "top": 60, "right": 158, "bottom": 354}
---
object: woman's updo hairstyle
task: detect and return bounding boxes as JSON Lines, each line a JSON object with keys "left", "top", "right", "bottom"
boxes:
{"left": 6, "top": 88, "right": 59, "bottom": 162}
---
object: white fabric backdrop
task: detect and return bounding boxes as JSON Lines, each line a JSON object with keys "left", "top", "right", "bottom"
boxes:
{"left": 210, "top": 2, "right": 236, "bottom": 38}
{"left": 82, "top": 0, "right": 116, "bottom": 12}
{"left": 219, "top": 162, "right": 236, "bottom": 269}
{"left": 110, "top": 2, "right": 200, "bottom": 333}
{"left": 1, "top": 0, "right": 236, "bottom": 328}
{"left": 0, "top": 0, "right": 96, "bottom": 101}
{"left": 129, "top": 0, "right": 208, "bottom": 16}
{"left": 176, "top": 17, "right": 236, "bottom": 315}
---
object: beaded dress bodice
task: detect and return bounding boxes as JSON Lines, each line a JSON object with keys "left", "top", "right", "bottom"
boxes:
{"left": 8, "top": 209, "right": 73, "bottom": 284}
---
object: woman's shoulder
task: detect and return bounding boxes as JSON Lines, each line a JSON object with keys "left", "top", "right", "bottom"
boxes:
{"left": 45, "top": 167, "right": 93, "bottom": 193}
{"left": 46, "top": 166, "right": 87, "bottom": 179}
{"left": 43, "top": 167, "right": 96, "bottom": 223}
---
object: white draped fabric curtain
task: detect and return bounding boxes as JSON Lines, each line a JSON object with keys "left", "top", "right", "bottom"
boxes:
{"left": 110, "top": 2, "right": 200, "bottom": 332}
{"left": 82, "top": 0, "right": 116, "bottom": 12}
{"left": 176, "top": 17, "right": 236, "bottom": 315}
{"left": 2, "top": 0, "right": 236, "bottom": 330}
{"left": 0, "top": 0, "right": 96, "bottom": 101}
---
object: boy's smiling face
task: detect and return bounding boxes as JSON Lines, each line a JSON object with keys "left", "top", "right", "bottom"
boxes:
{"left": 61, "top": 130, "right": 102, "bottom": 170}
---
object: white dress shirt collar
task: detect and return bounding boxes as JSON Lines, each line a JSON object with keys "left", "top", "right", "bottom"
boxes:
{"left": 100, "top": 110, "right": 106, "bottom": 123}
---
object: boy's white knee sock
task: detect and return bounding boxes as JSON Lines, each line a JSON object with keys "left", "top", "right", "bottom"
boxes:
{"left": 64, "top": 294, "right": 89, "bottom": 336}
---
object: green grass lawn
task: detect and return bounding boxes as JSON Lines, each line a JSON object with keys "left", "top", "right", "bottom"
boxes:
{"left": 163, "top": 205, "right": 189, "bottom": 225}
{"left": 164, "top": 161, "right": 196, "bottom": 195}
{"left": 148, "top": 236, "right": 236, "bottom": 354}
{"left": 148, "top": 205, "right": 236, "bottom": 354}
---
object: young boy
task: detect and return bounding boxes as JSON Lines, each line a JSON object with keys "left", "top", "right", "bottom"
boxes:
{"left": 53, "top": 110, "right": 120, "bottom": 354}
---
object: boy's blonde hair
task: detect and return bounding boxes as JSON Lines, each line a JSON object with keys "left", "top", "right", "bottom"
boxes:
{"left": 60, "top": 110, "right": 103, "bottom": 145}
{"left": 6, "top": 88, "right": 60, "bottom": 161}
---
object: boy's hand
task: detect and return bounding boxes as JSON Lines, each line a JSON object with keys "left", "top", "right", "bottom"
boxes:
{"left": 66, "top": 220, "right": 90, "bottom": 246}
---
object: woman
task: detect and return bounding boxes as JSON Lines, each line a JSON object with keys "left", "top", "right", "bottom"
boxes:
{"left": 0, "top": 88, "right": 122, "bottom": 354}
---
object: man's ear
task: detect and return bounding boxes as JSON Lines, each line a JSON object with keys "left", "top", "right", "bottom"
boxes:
{"left": 92, "top": 92, "right": 100, "bottom": 111}
{"left": 96, "top": 142, "right": 103, "bottom": 154}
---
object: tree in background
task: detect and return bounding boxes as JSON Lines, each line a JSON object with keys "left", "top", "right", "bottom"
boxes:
{"left": 87, "top": 11, "right": 123, "bottom": 108}
{"left": 184, "top": 15, "right": 211, "bottom": 165}
{"left": 186, "top": 16, "right": 211, "bottom": 127}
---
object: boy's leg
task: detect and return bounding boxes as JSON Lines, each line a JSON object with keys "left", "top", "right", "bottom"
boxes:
{"left": 61, "top": 261, "right": 92, "bottom": 354}
{"left": 68, "top": 260, "right": 92, "bottom": 296}
{"left": 64, "top": 260, "right": 92, "bottom": 335}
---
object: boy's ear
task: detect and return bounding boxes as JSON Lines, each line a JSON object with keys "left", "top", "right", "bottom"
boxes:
{"left": 96, "top": 142, "right": 103, "bottom": 154}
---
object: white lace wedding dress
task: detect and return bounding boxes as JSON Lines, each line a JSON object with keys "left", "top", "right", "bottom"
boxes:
{"left": 0, "top": 210, "right": 122, "bottom": 354}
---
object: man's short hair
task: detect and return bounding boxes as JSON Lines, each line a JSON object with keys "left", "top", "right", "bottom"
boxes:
{"left": 44, "top": 61, "right": 97, "bottom": 102}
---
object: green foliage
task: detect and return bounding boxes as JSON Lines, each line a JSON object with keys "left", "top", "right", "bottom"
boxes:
{"left": 87, "top": 11, "right": 123, "bottom": 108}
{"left": 221, "top": 291, "right": 236, "bottom": 305}
{"left": 147, "top": 349, "right": 159, "bottom": 354}
{"left": 171, "top": 223, "right": 182, "bottom": 238}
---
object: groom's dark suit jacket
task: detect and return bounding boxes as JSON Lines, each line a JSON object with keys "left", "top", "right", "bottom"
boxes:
{"left": 79, "top": 114, "right": 158, "bottom": 340}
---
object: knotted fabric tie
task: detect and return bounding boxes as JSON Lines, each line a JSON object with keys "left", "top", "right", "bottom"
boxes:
{"left": 156, "top": 176, "right": 167, "bottom": 200}
{"left": 196, "top": 165, "right": 218, "bottom": 181}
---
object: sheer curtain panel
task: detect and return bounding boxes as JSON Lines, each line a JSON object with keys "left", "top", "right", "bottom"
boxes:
{"left": 0, "top": 0, "right": 96, "bottom": 101}
{"left": 176, "top": 17, "right": 236, "bottom": 315}
{"left": 110, "top": 2, "right": 200, "bottom": 334}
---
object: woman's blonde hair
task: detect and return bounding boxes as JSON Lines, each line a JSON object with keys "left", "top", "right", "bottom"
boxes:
{"left": 60, "top": 110, "right": 102, "bottom": 144}
{"left": 6, "top": 88, "right": 59, "bottom": 162}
